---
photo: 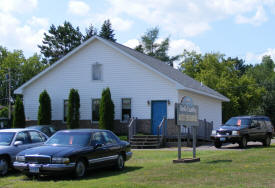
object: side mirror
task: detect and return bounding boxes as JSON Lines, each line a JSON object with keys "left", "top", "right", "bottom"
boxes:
{"left": 94, "top": 143, "right": 102, "bottom": 149}
{"left": 14, "top": 141, "right": 23, "bottom": 146}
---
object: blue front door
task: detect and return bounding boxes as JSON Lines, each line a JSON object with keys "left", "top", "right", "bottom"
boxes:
{"left": 151, "top": 101, "right": 167, "bottom": 135}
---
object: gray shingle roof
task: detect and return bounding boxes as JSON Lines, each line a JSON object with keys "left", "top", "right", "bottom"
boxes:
{"left": 100, "top": 37, "right": 229, "bottom": 101}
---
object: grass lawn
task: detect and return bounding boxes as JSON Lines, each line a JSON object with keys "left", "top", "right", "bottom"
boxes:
{"left": 1, "top": 145, "right": 275, "bottom": 188}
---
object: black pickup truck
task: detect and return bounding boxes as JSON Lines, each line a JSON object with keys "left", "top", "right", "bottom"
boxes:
{"left": 211, "top": 116, "right": 274, "bottom": 148}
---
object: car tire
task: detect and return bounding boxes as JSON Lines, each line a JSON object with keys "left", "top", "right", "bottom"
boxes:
{"left": 25, "top": 173, "right": 39, "bottom": 179}
{"left": 0, "top": 157, "right": 9, "bottom": 176}
{"left": 239, "top": 136, "right": 247, "bottom": 148}
{"left": 74, "top": 159, "right": 86, "bottom": 178}
{"left": 214, "top": 141, "right": 222, "bottom": 149}
{"left": 263, "top": 135, "right": 271, "bottom": 147}
{"left": 115, "top": 154, "right": 125, "bottom": 170}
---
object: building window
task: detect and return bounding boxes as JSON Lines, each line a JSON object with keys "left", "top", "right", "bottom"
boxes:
{"left": 64, "top": 100, "right": 68, "bottom": 122}
{"left": 92, "top": 63, "right": 102, "bottom": 80}
{"left": 92, "top": 99, "right": 100, "bottom": 122}
{"left": 122, "top": 98, "right": 131, "bottom": 122}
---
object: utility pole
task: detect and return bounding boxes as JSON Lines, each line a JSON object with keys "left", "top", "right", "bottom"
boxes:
{"left": 8, "top": 68, "right": 11, "bottom": 121}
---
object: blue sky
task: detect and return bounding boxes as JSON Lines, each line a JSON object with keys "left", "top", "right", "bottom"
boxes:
{"left": 1, "top": 0, "right": 275, "bottom": 65}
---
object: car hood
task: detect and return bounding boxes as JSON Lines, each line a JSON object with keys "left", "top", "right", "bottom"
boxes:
{"left": 217, "top": 126, "right": 242, "bottom": 131}
{"left": 18, "top": 145, "right": 84, "bottom": 157}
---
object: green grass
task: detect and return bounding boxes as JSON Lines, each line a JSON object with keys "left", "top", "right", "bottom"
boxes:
{"left": 2, "top": 146, "right": 275, "bottom": 188}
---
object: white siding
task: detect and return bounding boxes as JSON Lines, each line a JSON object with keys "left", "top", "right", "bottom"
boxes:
{"left": 178, "top": 90, "right": 222, "bottom": 129}
{"left": 23, "top": 39, "right": 178, "bottom": 121}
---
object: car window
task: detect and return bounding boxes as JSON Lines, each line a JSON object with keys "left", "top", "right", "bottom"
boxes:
{"left": 0, "top": 132, "right": 15, "bottom": 146}
{"left": 15, "top": 132, "right": 31, "bottom": 144}
{"left": 41, "top": 127, "right": 51, "bottom": 136}
{"left": 101, "top": 131, "right": 118, "bottom": 145}
{"left": 91, "top": 132, "right": 104, "bottom": 146}
{"left": 39, "top": 132, "right": 47, "bottom": 142}
{"left": 49, "top": 127, "right": 56, "bottom": 134}
{"left": 265, "top": 120, "right": 272, "bottom": 126}
{"left": 258, "top": 119, "right": 266, "bottom": 128}
{"left": 29, "top": 131, "right": 44, "bottom": 143}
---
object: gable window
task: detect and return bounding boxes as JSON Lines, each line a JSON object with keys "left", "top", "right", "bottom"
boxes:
{"left": 122, "top": 98, "right": 131, "bottom": 122}
{"left": 92, "top": 99, "right": 100, "bottom": 122}
{"left": 63, "top": 100, "right": 68, "bottom": 122}
{"left": 92, "top": 63, "right": 102, "bottom": 80}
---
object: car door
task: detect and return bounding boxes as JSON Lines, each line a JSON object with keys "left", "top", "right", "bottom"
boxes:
{"left": 87, "top": 131, "right": 108, "bottom": 168}
{"left": 11, "top": 131, "right": 33, "bottom": 162}
{"left": 28, "top": 130, "right": 47, "bottom": 147}
{"left": 249, "top": 119, "right": 259, "bottom": 140}
{"left": 101, "top": 131, "right": 121, "bottom": 165}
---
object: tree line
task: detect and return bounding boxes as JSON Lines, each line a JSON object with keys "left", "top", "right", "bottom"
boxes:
{"left": 0, "top": 19, "right": 274, "bottom": 125}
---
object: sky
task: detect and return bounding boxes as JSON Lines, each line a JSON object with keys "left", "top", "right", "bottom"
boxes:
{"left": 1, "top": 0, "right": 275, "bottom": 66}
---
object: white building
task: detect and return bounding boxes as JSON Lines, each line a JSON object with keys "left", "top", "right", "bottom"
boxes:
{"left": 15, "top": 36, "right": 229, "bottom": 136}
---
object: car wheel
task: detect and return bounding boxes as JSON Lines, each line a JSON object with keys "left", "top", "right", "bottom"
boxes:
{"left": 115, "top": 154, "right": 125, "bottom": 170}
{"left": 214, "top": 141, "right": 222, "bottom": 148}
{"left": 0, "top": 157, "right": 9, "bottom": 176}
{"left": 74, "top": 159, "right": 86, "bottom": 178}
{"left": 239, "top": 136, "right": 247, "bottom": 148}
{"left": 25, "top": 173, "right": 39, "bottom": 179}
{"left": 263, "top": 135, "right": 271, "bottom": 147}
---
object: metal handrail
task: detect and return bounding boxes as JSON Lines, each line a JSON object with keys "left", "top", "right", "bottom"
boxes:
{"left": 128, "top": 117, "right": 137, "bottom": 142}
{"left": 157, "top": 117, "right": 166, "bottom": 145}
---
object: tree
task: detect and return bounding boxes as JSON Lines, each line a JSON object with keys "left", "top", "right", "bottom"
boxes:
{"left": 135, "top": 27, "right": 179, "bottom": 67}
{"left": 99, "top": 20, "right": 116, "bottom": 42}
{"left": 99, "top": 88, "right": 114, "bottom": 130}
{"left": 0, "top": 106, "right": 8, "bottom": 118}
{"left": 180, "top": 51, "right": 265, "bottom": 122}
{"left": 38, "top": 90, "right": 52, "bottom": 125}
{"left": 83, "top": 24, "right": 97, "bottom": 41}
{"left": 13, "top": 96, "right": 25, "bottom": 128}
{"left": 67, "top": 89, "right": 80, "bottom": 129}
{"left": 38, "top": 21, "right": 83, "bottom": 65}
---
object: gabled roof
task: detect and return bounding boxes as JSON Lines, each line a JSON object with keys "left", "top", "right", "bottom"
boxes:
{"left": 14, "top": 36, "right": 229, "bottom": 102}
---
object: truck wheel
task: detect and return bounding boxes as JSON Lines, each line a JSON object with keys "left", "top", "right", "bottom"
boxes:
{"left": 239, "top": 136, "right": 247, "bottom": 148}
{"left": 0, "top": 157, "right": 9, "bottom": 176}
{"left": 214, "top": 141, "right": 222, "bottom": 148}
{"left": 263, "top": 135, "right": 271, "bottom": 147}
{"left": 115, "top": 154, "right": 125, "bottom": 170}
{"left": 74, "top": 159, "right": 86, "bottom": 178}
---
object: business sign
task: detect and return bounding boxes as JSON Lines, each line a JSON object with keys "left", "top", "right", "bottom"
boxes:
{"left": 175, "top": 96, "right": 199, "bottom": 126}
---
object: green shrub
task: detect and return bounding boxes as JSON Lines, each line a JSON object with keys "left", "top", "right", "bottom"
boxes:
{"left": 38, "top": 90, "right": 52, "bottom": 124}
{"left": 13, "top": 96, "right": 25, "bottom": 128}
{"left": 99, "top": 87, "right": 114, "bottom": 130}
{"left": 67, "top": 88, "right": 80, "bottom": 129}
{"left": 0, "top": 107, "right": 8, "bottom": 118}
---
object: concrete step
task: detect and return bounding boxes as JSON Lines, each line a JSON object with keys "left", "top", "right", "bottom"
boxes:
{"left": 132, "top": 135, "right": 160, "bottom": 139}
{"left": 131, "top": 144, "right": 160, "bottom": 149}
{"left": 130, "top": 138, "right": 159, "bottom": 142}
{"left": 130, "top": 141, "right": 159, "bottom": 145}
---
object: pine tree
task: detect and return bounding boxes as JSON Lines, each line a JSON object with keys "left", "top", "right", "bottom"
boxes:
{"left": 99, "top": 88, "right": 114, "bottom": 130}
{"left": 99, "top": 20, "right": 116, "bottom": 42}
{"left": 83, "top": 24, "right": 97, "bottom": 41}
{"left": 38, "top": 21, "right": 83, "bottom": 65}
{"left": 13, "top": 96, "right": 25, "bottom": 128}
{"left": 38, "top": 90, "right": 51, "bottom": 124}
{"left": 67, "top": 89, "right": 80, "bottom": 129}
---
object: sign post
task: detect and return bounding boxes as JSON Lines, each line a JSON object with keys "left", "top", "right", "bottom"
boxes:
{"left": 173, "top": 96, "right": 200, "bottom": 163}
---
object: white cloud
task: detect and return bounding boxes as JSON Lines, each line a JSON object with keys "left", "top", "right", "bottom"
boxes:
{"left": 123, "top": 39, "right": 139, "bottom": 49}
{"left": 169, "top": 39, "right": 201, "bottom": 56}
{"left": 245, "top": 48, "right": 275, "bottom": 64}
{"left": 27, "top": 16, "right": 49, "bottom": 28}
{"left": 0, "top": 0, "right": 37, "bottom": 13}
{"left": 236, "top": 6, "right": 268, "bottom": 26}
{"left": 68, "top": 0, "right": 90, "bottom": 16}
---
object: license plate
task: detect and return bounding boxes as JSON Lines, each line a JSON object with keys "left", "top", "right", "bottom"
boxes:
{"left": 220, "top": 137, "right": 226, "bottom": 141}
{"left": 29, "top": 166, "right": 39, "bottom": 173}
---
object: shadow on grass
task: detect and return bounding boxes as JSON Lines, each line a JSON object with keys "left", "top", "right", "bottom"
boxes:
{"left": 23, "top": 166, "right": 143, "bottom": 182}
{"left": 207, "top": 160, "right": 232, "bottom": 164}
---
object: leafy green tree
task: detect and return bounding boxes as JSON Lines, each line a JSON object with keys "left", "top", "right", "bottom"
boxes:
{"left": 38, "top": 90, "right": 52, "bottom": 124}
{"left": 99, "top": 88, "right": 114, "bottom": 130}
{"left": 13, "top": 96, "right": 25, "bottom": 128}
{"left": 38, "top": 21, "right": 83, "bottom": 65}
{"left": 180, "top": 51, "right": 265, "bottom": 122}
{"left": 67, "top": 89, "right": 80, "bottom": 129}
{"left": 135, "top": 27, "right": 179, "bottom": 67}
{"left": 99, "top": 20, "right": 116, "bottom": 42}
{"left": 83, "top": 24, "right": 97, "bottom": 41}
{"left": 0, "top": 106, "right": 8, "bottom": 117}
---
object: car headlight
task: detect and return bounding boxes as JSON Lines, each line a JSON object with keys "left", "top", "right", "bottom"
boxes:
{"left": 211, "top": 130, "right": 217, "bottom": 135}
{"left": 52, "top": 157, "right": 70, "bottom": 164}
{"left": 232, "top": 131, "right": 240, "bottom": 136}
{"left": 16, "top": 156, "right": 25, "bottom": 162}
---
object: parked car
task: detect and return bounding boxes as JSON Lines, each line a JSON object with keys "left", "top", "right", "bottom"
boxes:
{"left": 26, "top": 125, "right": 57, "bottom": 137}
{"left": 211, "top": 115, "right": 274, "bottom": 148}
{"left": 0, "top": 129, "right": 48, "bottom": 176}
{"left": 14, "top": 129, "right": 132, "bottom": 178}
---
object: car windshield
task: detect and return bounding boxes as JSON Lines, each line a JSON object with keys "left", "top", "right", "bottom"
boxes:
{"left": 224, "top": 117, "right": 251, "bottom": 127}
{"left": 45, "top": 132, "right": 91, "bottom": 146}
{"left": 0, "top": 132, "right": 15, "bottom": 146}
